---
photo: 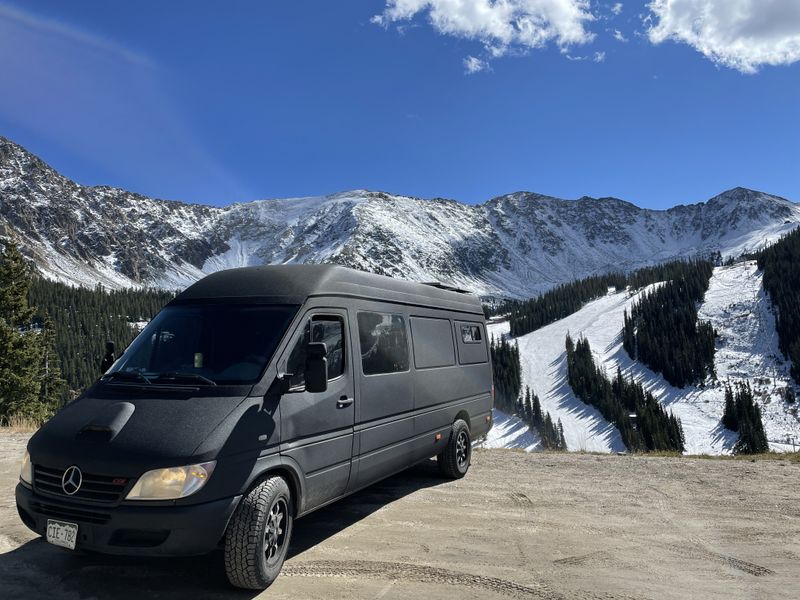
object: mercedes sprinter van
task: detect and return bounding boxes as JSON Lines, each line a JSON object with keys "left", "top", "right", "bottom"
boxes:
{"left": 16, "top": 264, "right": 493, "bottom": 589}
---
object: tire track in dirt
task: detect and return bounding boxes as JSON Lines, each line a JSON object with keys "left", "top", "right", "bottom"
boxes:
{"left": 648, "top": 486, "right": 775, "bottom": 577}
{"left": 282, "top": 560, "right": 564, "bottom": 599}
{"left": 509, "top": 491, "right": 533, "bottom": 506}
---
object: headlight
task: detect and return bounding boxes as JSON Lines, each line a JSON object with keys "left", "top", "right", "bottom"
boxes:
{"left": 19, "top": 451, "right": 32, "bottom": 486}
{"left": 125, "top": 461, "right": 216, "bottom": 500}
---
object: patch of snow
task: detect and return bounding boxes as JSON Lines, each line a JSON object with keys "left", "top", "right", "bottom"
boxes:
{"left": 477, "top": 409, "right": 541, "bottom": 451}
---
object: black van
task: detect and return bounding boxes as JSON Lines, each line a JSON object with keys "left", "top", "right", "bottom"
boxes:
{"left": 16, "top": 265, "right": 493, "bottom": 589}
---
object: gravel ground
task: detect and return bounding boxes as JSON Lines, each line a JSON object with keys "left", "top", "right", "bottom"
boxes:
{"left": 0, "top": 433, "right": 798, "bottom": 600}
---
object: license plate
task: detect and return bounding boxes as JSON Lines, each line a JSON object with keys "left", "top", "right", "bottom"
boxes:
{"left": 46, "top": 519, "right": 78, "bottom": 550}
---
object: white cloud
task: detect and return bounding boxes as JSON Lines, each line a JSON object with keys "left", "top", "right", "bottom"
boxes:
{"left": 463, "top": 55, "right": 490, "bottom": 73}
{"left": 565, "top": 50, "right": 606, "bottom": 62}
{"left": 646, "top": 0, "right": 800, "bottom": 74}
{"left": 612, "top": 28, "right": 627, "bottom": 42}
{"left": 611, "top": 3, "right": 623, "bottom": 16}
{"left": 373, "top": 1, "right": 597, "bottom": 60}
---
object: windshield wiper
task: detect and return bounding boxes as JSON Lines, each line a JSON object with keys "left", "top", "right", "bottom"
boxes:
{"left": 102, "top": 371, "right": 152, "bottom": 385}
{"left": 153, "top": 372, "right": 217, "bottom": 386}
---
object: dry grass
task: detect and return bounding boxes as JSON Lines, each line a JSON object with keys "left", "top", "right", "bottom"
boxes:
{"left": 601, "top": 449, "right": 800, "bottom": 463}
{"left": 0, "top": 415, "right": 42, "bottom": 433}
{"left": 483, "top": 447, "right": 800, "bottom": 463}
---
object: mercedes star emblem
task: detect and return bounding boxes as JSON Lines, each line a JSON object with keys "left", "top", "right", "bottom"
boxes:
{"left": 61, "top": 465, "right": 82, "bottom": 495}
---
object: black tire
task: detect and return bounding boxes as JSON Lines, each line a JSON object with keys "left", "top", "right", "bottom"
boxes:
{"left": 224, "top": 475, "right": 293, "bottom": 590}
{"left": 438, "top": 419, "right": 471, "bottom": 479}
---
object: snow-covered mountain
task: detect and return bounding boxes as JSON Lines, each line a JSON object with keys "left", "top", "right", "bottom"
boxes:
{"left": 1, "top": 135, "right": 799, "bottom": 297}
{"left": 487, "top": 261, "right": 800, "bottom": 455}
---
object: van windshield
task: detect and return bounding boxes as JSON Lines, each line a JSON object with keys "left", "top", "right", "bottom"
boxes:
{"left": 105, "top": 304, "right": 297, "bottom": 386}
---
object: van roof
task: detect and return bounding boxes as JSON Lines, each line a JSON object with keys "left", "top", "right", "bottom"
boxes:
{"left": 172, "top": 264, "right": 484, "bottom": 315}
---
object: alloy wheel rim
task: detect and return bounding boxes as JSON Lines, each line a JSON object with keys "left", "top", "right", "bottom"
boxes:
{"left": 456, "top": 430, "right": 469, "bottom": 468}
{"left": 264, "top": 498, "right": 288, "bottom": 564}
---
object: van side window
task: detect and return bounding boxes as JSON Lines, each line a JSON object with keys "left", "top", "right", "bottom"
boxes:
{"left": 286, "top": 315, "right": 345, "bottom": 389}
{"left": 455, "top": 321, "right": 488, "bottom": 365}
{"left": 357, "top": 312, "right": 409, "bottom": 375}
{"left": 410, "top": 317, "right": 455, "bottom": 369}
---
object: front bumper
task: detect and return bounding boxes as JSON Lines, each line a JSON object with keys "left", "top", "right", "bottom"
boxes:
{"left": 16, "top": 483, "right": 240, "bottom": 556}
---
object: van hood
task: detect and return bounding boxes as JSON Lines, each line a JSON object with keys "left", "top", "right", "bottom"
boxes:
{"left": 27, "top": 386, "right": 248, "bottom": 475}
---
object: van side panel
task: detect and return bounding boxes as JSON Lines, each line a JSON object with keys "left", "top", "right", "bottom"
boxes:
{"left": 359, "top": 373, "right": 413, "bottom": 423}
{"left": 412, "top": 364, "right": 489, "bottom": 410}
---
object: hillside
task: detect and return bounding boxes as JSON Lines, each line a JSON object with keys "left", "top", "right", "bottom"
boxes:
{"left": 2, "top": 136, "right": 800, "bottom": 297}
{"left": 489, "top": 261, "right": 800, "bottom": 455}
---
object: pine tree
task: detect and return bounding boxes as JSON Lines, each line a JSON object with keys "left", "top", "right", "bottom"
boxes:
{"left": 0, "top": 241, "right": 65, "bottom": 422}
{"left": 35, "top": 316, "right": 67, "bottom": 417}
{"left": 722, "top": 385, "right": 737, "bottom": 430}
{"left": 523, "top": 386, "right": 532, "bottom": 422}
{"left": 489, "top": 336, "right": 522, "bottom": 413}
{"left": 531, "top": 392, "right": 543, "bottom": 427}
{"left": 721, "top": 381, "right": 770, "bottom": 454}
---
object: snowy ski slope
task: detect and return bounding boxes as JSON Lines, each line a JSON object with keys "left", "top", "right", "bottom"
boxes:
{"left": 488, "top": 261, "right": 800, "bottom": 454}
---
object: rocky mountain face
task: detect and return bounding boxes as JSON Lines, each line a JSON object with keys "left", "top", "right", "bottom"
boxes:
{"left": 1, "top": 136, "right": 798, "bottom": 298}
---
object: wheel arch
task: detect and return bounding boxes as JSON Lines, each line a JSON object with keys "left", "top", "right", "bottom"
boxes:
{"left": 241, "top": 455, "right": 305, "bottom": 517}
{"left": 454, "top": 410, "right": 471, "bottom": 431}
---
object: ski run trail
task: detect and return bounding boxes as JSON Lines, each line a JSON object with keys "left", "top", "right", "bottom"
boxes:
{"left": 486, "top": 261, "right": 800, "bottom": 455}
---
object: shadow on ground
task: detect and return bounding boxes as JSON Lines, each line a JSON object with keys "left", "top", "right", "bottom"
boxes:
{"left": 0, "top": 460, "right": 446, "bottom": 600}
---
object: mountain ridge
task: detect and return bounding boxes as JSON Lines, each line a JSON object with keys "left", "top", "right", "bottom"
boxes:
{"left": 1, "top": 135, "right": 798, "bottom": 297}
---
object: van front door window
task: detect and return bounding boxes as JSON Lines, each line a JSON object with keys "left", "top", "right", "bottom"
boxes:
{"left": 286, "top": 316, "right": 345, "bottom": 389}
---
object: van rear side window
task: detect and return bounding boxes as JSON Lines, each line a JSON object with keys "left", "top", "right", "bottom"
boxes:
{"left": 357, "top": 312, "right": 409, "bottom": 375}
{"left": 455, "top": 321, "right": 488, "bottom": 365}
{"left": 410, "top": 317, "right": 455, "bottom": 369}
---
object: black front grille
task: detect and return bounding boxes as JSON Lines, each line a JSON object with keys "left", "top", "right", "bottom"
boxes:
{"left": 33, "top": 465, "right": 128, "bottom": 504}
{"left": 30, "top": 500, "right": 111, "bottom": 524}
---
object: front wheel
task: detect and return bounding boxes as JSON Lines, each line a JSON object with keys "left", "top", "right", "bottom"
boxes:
{"left": 438, "top": 419, "right": 471, "bottom": 479}
{"left": 224, "top": 475, "right": 294, "bottom": 589}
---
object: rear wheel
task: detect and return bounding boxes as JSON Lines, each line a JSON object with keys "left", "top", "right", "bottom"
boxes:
{"left": 438, "top": 419, "right": 471, "bottom": 479}
{"left": 224, "top": 475, "right": 293, "bottom": 589}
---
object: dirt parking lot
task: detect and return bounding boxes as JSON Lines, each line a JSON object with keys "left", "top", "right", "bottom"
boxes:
{"left": 0, "top": 432, "right": 798, "bottom": 600}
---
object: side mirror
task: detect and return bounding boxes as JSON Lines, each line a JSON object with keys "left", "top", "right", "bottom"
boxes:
{"left": 100, "top": 340, "right": 117, "bottom": 374}
{"left": 304, "top": 342, "right": 328, "bottom": 394}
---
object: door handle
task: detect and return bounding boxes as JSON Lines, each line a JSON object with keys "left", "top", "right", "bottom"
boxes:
{"left": 337, "top": 396, "right": 354, "bottom": 408}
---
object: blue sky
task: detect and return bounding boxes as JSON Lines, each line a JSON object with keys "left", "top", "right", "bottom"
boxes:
{"left": 0, "top": 1, "right": 798, "bottom": 209}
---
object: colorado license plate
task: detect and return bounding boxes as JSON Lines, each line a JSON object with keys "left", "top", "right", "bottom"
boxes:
{"left": 46, "top": 519, "right": 78, "bottom": 550}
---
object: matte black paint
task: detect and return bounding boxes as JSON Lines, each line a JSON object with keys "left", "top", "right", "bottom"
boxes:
{"left": 17, "top": 265, "right": 493, "bottom": 556}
